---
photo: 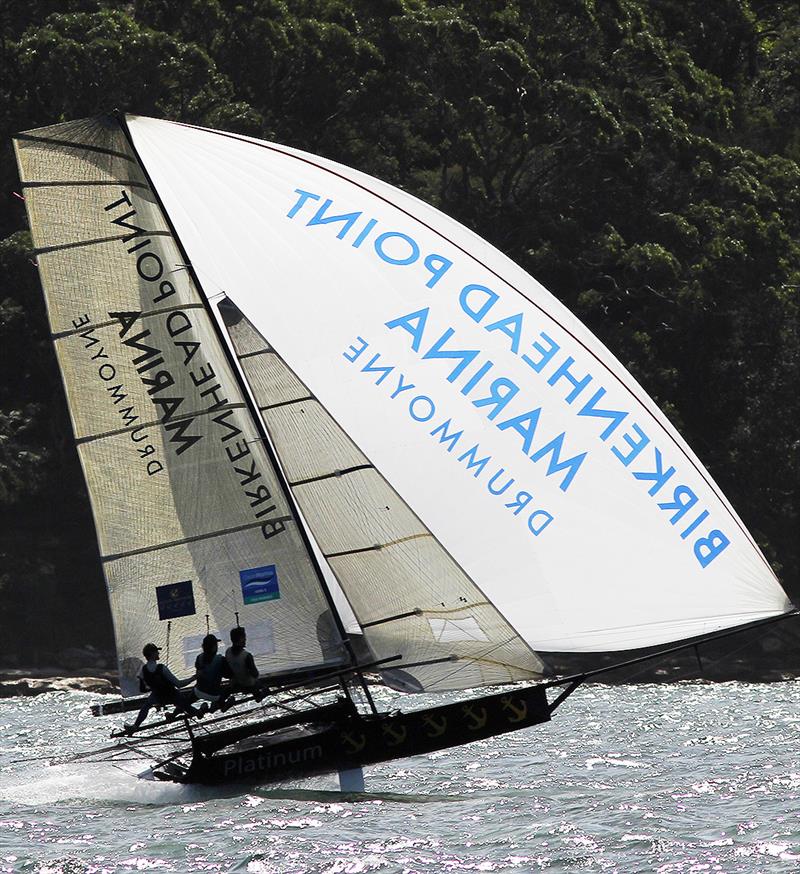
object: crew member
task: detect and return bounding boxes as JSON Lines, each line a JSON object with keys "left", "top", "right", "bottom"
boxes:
{"left": 124, "top": 643, "right": 194, "bottom": 733}
{"left": 225, "top": 626, "right": 259, "bottom": 692}
{"left": 194, "top": 633, "right": 233, "bottom": 712}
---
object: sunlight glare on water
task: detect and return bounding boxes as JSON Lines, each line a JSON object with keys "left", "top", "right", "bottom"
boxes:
{"left": 2, "top": 682, "right": 800, "bottom": 872}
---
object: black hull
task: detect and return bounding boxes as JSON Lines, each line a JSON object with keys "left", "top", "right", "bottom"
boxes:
{"left": 180, "top": 684, "right": 551, "bottom": 785}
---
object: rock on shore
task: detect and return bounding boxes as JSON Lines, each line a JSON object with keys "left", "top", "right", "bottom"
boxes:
{"left": 0, "top": 674, "right": 118, "bottom": 697}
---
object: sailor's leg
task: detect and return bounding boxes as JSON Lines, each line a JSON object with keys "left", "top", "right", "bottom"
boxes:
{"left": 338, "top": 767, "right": 365, "bottom": 793}
{"left": 128, "top": 693, "right": 155, "bottom": 731}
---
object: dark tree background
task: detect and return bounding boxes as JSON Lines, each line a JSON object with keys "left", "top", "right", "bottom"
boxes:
{"left": 0, "top": 0, "right": 797, "bottom": 671}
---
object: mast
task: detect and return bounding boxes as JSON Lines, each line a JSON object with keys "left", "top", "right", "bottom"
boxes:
{"left": 113, "top": 111, "right": 376, "bottom": 709}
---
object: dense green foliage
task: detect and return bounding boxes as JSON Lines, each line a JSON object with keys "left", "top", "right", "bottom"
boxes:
{"left": 0, "top": 0, "right": 797, "bottom": 664}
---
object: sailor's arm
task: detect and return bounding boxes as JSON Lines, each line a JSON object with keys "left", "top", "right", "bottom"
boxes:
{"left": 162, "top": 665, "right": 194, "bottom": 688}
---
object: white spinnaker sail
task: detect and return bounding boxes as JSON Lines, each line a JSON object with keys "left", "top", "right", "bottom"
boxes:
{"left": 126, "top": 114, "right": 792, "bottom": 655}
{"left": 219, "top": 300, "right": 545, "bottom": 691}
{"left": 14, "top": 118, "right": 346, "bottom": 694}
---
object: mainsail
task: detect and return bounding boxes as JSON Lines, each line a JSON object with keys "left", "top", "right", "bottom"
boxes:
{"left": 13, "top": 118, "right": 346, "bottom": 695}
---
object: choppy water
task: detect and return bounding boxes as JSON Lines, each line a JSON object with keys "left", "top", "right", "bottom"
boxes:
{"left": 2, "top": 682, "right": 800, "bottom": 872}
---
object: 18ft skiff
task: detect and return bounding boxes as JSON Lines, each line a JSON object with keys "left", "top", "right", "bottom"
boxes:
{"left": 13, "top": 114, "right": 793, "bottom": 785}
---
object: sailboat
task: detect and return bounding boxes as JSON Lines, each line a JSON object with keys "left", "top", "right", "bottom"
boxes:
{"left": 13, "top": 113, "right": 793, "bottom": 787}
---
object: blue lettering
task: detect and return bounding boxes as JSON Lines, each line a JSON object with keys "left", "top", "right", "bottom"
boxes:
{"left": 386, "top": 308, "right": 428, "bottom": 352}
{"left": 423, "top": 254, "right": 452, "bottom": 288}
{"left": 632, "top": 447, "right": 676, "bottom": 495}
{"left": 496, "top": 408, "right": 541, "bottom": 454}
{"left": 472, "top": 377, "right": 519, "bottom": 420}
{"left": 577, "top": 388, "right": 628, "bottom": 439}
{"left": 374, "top": 231, "right": 420, "bottom": 266}
{"left": 306, "top": 199, "right": 361, "bottom": 239}
{"left": 612, "top": 423, "right": 650, "bottom": 466}
{"left": 547, "top": 356, "right": 593, "bottom": 403}
{"left": 457, "top": 445, "right": 491, "bottom": 477}
{"left": 343, "top": 337, "right": 368, "bottom": 363}
{"left": 657, "top": 485, "right": 699, "bottom": 524}
{"left": 287, "top": 189, "right": 320, "bottom": 218}
{"left": 529, "top": 433, "right": 587, "bottom": 492}
{"left": 430, "top": 419, "right": 463, "bottom": 452}
{"left": 521, "top": 332, "right": 559, "bottom": 373}
{"left": 409, "top": 395, "right": 435, "bottom": 421}
{"left": 422, "top": 329, "right": 480, "bottom": 382}
{"left": 361, "top": 354, "right": 393, "bottom": 385}
{"left": 694, "top": 530, "right": 730, "bottom": 568}
{"left": 460, "top": 284, "right": 498, "bottom": 323}
{"left": 485, "top": 313, "right": 524, "bottom": 354}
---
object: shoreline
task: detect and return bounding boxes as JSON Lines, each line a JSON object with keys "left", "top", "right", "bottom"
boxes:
{"left": 0, "top": 669, "right": 119, "bottom": 698}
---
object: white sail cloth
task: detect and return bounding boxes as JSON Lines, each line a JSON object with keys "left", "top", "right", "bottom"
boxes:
{"left": 127, "top": 115, "right": 791, "bottom": 654}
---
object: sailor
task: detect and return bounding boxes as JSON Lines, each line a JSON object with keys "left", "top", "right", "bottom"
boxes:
{"left": 225, "top": 626, "right": 260, "bottom": 693}
{"left": 194, "top": 633, "right": 233, "bottom": 712}
{"left": 124, "top": 643, "right": 194, "bottom": 733}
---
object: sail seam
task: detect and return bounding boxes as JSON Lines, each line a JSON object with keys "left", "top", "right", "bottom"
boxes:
{"left": 100, "top": 518, "right": 291, "bottom": 563}
{"left": 288, "top": 464, "right": 374, "bottom": 487}
{"left": 325, "top": 532, "right": 432, "bottom": 558}
{"left": 14, "top": 133, "right": 135, "bottom": 161}
{"left": 238, "top": 348, "right": 272, "bottom": 360}
{"left": 74, "top": 403, "right": 247, "bottom": 446}
{"left": 36, "top": 229, "right": 170, "bottom": 256}
{"left": 51, "top": 302, "right": 206, "bottom": 340}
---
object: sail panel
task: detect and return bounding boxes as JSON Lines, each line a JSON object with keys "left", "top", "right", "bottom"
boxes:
{"left": 128, "top": 116, "right": 791, "bottom": 653}
{"left": 36, "top": 240, "right": 197, "bottom": 337}
{"left": 242, "top": 353, "right": 309, "bottom": 408}
{"left": 106, "top": 525, "right": 341, "bottom": 692}
{"left": 266, "top": 402, "right": 370, "bottom": 483}
{"left": 14, "top": 117, "right": 346, "bottom": 693}
{"left": 23, "top": 183, "right": 170, "bottom": 251}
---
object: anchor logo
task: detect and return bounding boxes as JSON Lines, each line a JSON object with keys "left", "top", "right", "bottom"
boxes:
{"left": 501, "top": 695, "right": 528, "bottom": 723}
{"left": 340, "top": 730, "right": 366, "bottom": 755}
{"left": 381, "top": 722, "right": 407, "bottom": 747}
{"left": 421, "top": 713, "right": 448, "bottom": 738}
{"left": 461, "top": 702, "right": 488, "bottom": 731}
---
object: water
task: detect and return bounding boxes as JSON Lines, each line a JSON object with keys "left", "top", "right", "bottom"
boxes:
{"left": 2, "top": 681, "right": 800, "bottom": 872}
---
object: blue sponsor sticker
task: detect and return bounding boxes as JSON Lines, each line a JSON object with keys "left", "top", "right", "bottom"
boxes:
{"left": 240, "top": 565, "right": 280, "bottom": 605}
{"left": 156, "top": 580, "right": 196, "bottom": 620}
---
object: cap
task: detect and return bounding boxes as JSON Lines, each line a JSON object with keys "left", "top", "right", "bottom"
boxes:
{"left": 142, "top": 642, "right": 161, "bottom": 658}
{"left": 202, "top": 633, "right": 222, "bottom": 647}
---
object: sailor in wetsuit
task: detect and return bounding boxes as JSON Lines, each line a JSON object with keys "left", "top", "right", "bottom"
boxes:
{"left": 194, "top": 633, "right": 233, "bottom": 712}
{"left": 225, "top": 626, "right": 260, "bottom": 693}
{"left": 125, "top": 643, "right": 194, "bottom": 733}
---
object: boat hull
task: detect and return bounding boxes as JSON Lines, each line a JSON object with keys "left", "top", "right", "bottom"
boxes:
{"left": 181, "top": 684, "right": 551, "bottom": 784}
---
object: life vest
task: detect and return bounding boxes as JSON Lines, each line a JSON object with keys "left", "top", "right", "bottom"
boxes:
{"left": 195, "top": 653, "right": 227, "bottom": 695}
{"left": 226, "top": 646, "right": 256, "bottom": 687}
{"left": 141, "top": 663, "right": 175, "bottom": 700}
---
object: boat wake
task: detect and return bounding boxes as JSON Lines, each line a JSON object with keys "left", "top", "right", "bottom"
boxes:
{"left": 1, "top": 763, "right": 463, "bottom": 807}
{"left": 1, "top": 763, "right": 221, "bottom": 807}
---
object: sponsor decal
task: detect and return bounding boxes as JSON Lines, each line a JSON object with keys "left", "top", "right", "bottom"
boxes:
{"left": 240, "top": 564, "right": 280, "bottom": 604}
{"left": 156, "top": 580, "right": 196, "bottom": 620}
